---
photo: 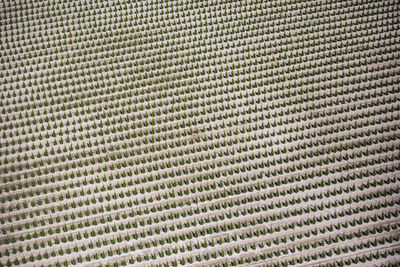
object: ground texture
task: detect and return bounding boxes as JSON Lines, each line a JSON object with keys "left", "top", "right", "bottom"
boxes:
{"left": 0, "top": 0, "right": 400, "bottom": 266}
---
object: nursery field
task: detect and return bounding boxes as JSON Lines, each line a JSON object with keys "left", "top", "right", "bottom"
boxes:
{"left": 0, "top": 0, "right": 399, "bottom": 266}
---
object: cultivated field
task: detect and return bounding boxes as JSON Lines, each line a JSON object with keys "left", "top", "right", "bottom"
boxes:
{"left": 0, "top": 0, "right": 399, "bottom": 266}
